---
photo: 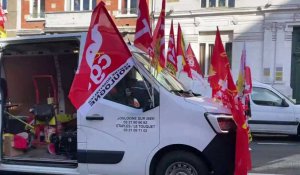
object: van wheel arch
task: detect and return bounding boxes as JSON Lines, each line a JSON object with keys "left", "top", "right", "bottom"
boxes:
{"left": 149, "top": 144, "right": 212, "bottom": 175}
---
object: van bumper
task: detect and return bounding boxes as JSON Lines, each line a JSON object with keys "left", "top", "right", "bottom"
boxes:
{"left": 203, "top": 132, "right": 236, "bottom": 175}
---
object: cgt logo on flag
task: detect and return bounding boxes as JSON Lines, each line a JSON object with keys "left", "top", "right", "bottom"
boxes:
{"left": 186, "top": 56, "right": 195, "bottom": 67}
{"left": 69, "top": 2, "right": 134, "bottom": 116}
{"left": 85, "top": 24, "right": 111, "bottom": 89}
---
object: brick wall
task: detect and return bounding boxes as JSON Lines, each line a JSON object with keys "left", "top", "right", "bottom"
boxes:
{"left": 45, "top": 0, "right": 64, "bottom": 12}
{"left": 21, "top": 0, "right": 64, "bottom": 30}
{"left": 19, "top": 0, "right": 151, "bottom": 32}
{"left": 21, "top": 0, "right": 44, "bottom": 29}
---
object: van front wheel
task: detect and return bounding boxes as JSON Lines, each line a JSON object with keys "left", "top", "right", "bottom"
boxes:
{"left": 155, "top": 150, "right": 209, "bottom": 175}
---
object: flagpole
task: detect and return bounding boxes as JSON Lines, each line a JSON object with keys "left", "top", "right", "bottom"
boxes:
{"left": 242, "top": 42, "right": 246, "bottom": 99}
{"left": 148, "top": 49, "right": 151, "bottom": 72}
{"left": 150, "top": 0, "right": 155, "bottom": 77}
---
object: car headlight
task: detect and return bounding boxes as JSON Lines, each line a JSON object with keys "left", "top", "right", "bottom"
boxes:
{"left": 205, "top": 113, "right": 236, "bottom": 134}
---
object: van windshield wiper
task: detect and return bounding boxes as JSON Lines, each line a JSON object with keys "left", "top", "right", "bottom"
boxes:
{"left": 192, "top": 92, "right": 202, "bottom": 97}
{"left": 170, "top": 89, "right": 195, "bottom": 96}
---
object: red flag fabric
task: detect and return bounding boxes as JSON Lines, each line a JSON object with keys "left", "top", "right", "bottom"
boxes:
{"left": 244, "top": 67, "right": 252, "bottom": 95}
{"left": 186, "top": 43, "right": 204, "bottom": 80}
{"left": 0, "top": 4, "right": 6, "bottom": 38}
{"left": 237, "top": 43, "right": 252, "bottom": 97}
{"left": 151, "top": 0, "right": 166, "bottom": 70}
{"left": 230, "top": 89, "right": 252, "bottom": 175}
{"left": 236, "top": 44, "right": 252, "bottom": 113}
{"left": 243, "top": 44, "right": 252, "bottom": 96}
{"left": 237, "top": 43, "right": 253, "bottom": 142}
{"left": 208, "top": 27, "right": 231, "bottom": 99}
{"left": 166, "top": 19, "right": 177, "bottom": 75}
{"left": 208, "top": 27, "right": 252, "bottom": 175}
{"left": 68, "top": 2, "right": 134, "bottom": 116}
{"left": 244, "top": 65, "right": 252, "bottom": 117}
{"left": 177, "top": 23, "right": 192, "bottom": 78}
{"left": 134, "top": 0, "right": 152, "bottom": 53}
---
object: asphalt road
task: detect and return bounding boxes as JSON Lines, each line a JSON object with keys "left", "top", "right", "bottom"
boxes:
{"left": 250, "top": 135, "right": 300, "bottom": 175}
{"left": 1, "top": 135, "right": 300, "bottom": 175}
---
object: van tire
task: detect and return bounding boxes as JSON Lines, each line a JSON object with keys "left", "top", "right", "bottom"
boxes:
{"left": 154, "top": 150, "right": 209, "bottom": 175}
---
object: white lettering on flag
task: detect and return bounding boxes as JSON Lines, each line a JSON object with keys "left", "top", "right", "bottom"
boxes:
{"left": 79, "top": 59, "right": 134, "bottom": 116}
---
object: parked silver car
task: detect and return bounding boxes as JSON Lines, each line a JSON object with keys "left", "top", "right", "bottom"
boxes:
{"left": 249, "top": 82, "right": 300, "bottom": 135}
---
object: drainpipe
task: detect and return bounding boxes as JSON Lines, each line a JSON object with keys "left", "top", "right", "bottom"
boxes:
{"left": 0, "top": 45, "right": 4, "bottom": 105}
{"left": 273, "top": 22, "right": 277, "bottom": 86}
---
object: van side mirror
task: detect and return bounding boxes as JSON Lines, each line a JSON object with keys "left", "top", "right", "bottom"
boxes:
{"left": 281, "top": 99, "right": 289, "bottom": 107}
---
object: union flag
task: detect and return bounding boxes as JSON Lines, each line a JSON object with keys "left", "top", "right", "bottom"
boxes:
{"left": 177, "top": 23, "right": 192, "bottom": 78}
{"left": 208, "top": 27, "right": 252, "bottom": 175}
{"left": 166, "top": 19, "right": 177, "bottom": 76}
{"left": 134, "top": 0, "right": 152, "bottom": 54}
{"left": 69, "top": 2, "right": 134, "bottom": 116}
{"left": 237, "top": 42, "right": 253, "bottom": 142}
{"left": 186, "top": 43, "right": 204, "bottom": 80}
{"left": 151, "top": 0, "right": 166, "bottom": 72}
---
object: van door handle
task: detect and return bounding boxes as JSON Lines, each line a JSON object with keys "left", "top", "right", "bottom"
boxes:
{"left": 86, "top": 115, "right": 104, "bottom": 121}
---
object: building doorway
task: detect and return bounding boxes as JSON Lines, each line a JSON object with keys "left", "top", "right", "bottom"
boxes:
{"left": 291, "top": 27, "right": 300, "bottom": 104}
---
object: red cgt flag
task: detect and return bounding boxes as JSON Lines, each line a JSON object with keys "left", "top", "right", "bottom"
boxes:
{"left": 177, "top": 23, "right": 192, "bottom": 78}
{"left": 237, "top": 43, "right": 253, "bottom": 142}
{"left": 243, "top": 43, "right": 252, "bottom": 96}
{"left": 186, "top": 43, "right": 204, "bottom": 80}
{"left": 152, "top": 0, "right": 166, "bottom": 70}
{"left": 208, "top": 27, "right": 252, "bottom": 175}
{"left": 166, "top": 19, "right": 177, "bottom": 75}
{"left": 237, "top": 43, "right": 252, "bottom": 97}
{"left": 226, "top": 71, "right": 252, "bottom": 175}
{"left": 208, "top": 27, "right": 231, "bottom": 99}
{"left": 134, "top": 0, "right": 152, "bottom": 54}
{"left": 68, "top": 2, "right": 134, "bottom": 116}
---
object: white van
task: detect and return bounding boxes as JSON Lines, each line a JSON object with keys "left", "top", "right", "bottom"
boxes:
{"left": 249, "top": 82, "right": 300, "bottom": 136}
{"left": 0, "top": 33, "right": 236, "bottom": 175}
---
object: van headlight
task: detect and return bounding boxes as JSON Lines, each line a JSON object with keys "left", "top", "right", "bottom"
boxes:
{"left": 205, "top": 113, "right": 236, "bottom": 134}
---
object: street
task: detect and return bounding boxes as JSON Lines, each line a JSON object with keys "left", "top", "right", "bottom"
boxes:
{"left": 249, "top": 135, "right": 300, "bottom": 175}
{"left": 1, "top": 135, "right": 300, "bottom": 175}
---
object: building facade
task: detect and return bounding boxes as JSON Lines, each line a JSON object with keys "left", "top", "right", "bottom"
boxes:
{"left": 154, "top": 0, "right": 300, "bottom": 102}
{"left": 4, "top": 0, "right": 146, "bottom": 40}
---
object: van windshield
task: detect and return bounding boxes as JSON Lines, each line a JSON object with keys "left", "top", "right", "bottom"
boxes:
{"left": 133, "top": 52, "right": 194, "bottom": 97}
{"left": 272, "top": 86, "right": 296, "bottom": 105}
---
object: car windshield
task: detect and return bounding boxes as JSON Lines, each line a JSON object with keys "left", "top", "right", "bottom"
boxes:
{"left": 132, "top": 52, "right": 194, "bottom": 97}
{"left": 272, "top": 86, "right": 296, "bottom": 105}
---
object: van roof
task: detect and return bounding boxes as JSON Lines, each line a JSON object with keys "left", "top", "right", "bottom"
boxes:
{"left": 0, "top": 33, "right": 85, "bottom": 45}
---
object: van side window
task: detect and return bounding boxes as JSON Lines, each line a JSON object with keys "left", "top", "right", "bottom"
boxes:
{"left": 104, "top": 68, "right": 159, "bottom": 111}
{"left": 251, "top": 87, "right": 283, "bottom": 106}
